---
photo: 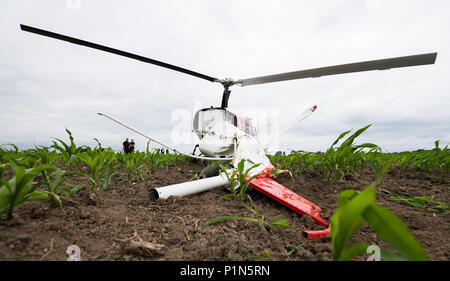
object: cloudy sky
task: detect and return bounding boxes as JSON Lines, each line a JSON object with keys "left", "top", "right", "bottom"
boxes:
{"left": 0, "top": 0, "right": 449, "bottom": 153}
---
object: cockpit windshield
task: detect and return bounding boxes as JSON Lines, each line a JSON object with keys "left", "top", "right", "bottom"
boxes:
{"left": 193, "top": 108, "right": 237, "bottom": 139}
{"left": 237, "top": 116, "right": 257, "bottom": 137}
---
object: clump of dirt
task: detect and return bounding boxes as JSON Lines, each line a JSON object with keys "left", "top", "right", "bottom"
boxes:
{"left": 0, "top": 162, "right": 448, "bottom": 261}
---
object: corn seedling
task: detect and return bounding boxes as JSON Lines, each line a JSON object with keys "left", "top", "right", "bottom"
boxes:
{"left": 77, "top": 152, "right": 109, "bottom": 188}
{"left": 382, "top": 189, "right": 449, "bottom": 213}
{"left": 207, "top": 159, "right": 290, "bottom": 230}
{"left": 320, "top": 124, "right": 381, "bottom": 182}
{"left": 0, "top": 164, "right": 55, "bottom": 220}
{"left": 245, "top": 249, "right": 271, "bottom": 261}
{"left": 287, "top": 243, "right": 305, "bottom": 257}
{"left": 331, "top": 183, "right": 429, "bottom": 261}
{"left": 61, "top": 183, "right": 87, "bottom": 197}
{"left": 51, "top": 128, "right": 86, "bottom": 169}
{"left": 41, "top": 168, "right": 66, "bottom": 212}
{"left": 201, "top": 193, "right": 289, "bottom": 230}
{"left": 364, "top": 154, "right": 393, "bottom": 184}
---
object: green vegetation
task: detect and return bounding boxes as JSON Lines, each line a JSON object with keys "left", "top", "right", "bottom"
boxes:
{"left": 331, "top": 183, "right": 430, "bottom": 261}
{"left": 382, "top": 189, "right": 449, "bottom": 213}
{"left": 269, "top": 126, "right": 449, "bottom": 184}
{"left": 245, "top": 249, "right": 272, "bottom": 261}
{"left": 0, "top": 129, "right": 189, "bottom": 219}
{"left": 201, "top": 159, "right": 289, "bottom": 230}
{"left": 0, "top": 125, "right": 448, "bottom": 261}
{"left": 0, "top": 164, "right": 55, "bottom": 219}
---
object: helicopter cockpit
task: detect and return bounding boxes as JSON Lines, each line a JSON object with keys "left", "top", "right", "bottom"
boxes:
{"left": 193, "top": 107, "right": 257, "bottom": 139}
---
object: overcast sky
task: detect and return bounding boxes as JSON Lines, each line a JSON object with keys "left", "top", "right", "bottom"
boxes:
{"left": 1, "top": 0, "right": 449, "bottom": 153}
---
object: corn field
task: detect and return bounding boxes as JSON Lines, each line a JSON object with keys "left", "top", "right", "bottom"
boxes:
{"left": 1, "top": 126, "right": 449, "bottom": 261}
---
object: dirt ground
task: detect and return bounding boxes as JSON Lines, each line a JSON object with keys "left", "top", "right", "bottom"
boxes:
{"left": 0, "top": 161, "right": 448, "bottom": 261}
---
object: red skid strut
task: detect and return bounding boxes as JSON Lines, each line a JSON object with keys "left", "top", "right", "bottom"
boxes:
{"left": 246, "top": 168, "right": 330, "bottom": 240}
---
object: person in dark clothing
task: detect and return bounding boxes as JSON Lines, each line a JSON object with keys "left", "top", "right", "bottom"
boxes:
{"left": 123, "top": 138, "right": 130, "bottom": 154}
{"left": 129, "top": 139, "right": 135, "bottom": 153}
{"left": 160, "top": 148, "right": 165, "bottom": 154}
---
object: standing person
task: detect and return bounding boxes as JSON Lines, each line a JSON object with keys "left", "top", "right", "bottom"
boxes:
{"left": 130, "top": 139, "right": 135, "bottom": 153}
{"left": 123, "top": 138, "right": 130, "bottom": 154}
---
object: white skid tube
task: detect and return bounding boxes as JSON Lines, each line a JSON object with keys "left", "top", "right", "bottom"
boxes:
{"left": 97, "top": 112, "right": 233, "bottom": 161}
{"left": 149, "top": 172, "right": 229, "bottom": 200}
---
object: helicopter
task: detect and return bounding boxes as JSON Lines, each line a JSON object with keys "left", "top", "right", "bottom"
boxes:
{"left": 20, "top": 24, "right": 437, "bottom": 239}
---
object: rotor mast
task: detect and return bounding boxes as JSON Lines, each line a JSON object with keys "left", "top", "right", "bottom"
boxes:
{"left": 216, "top": 78, "right": 237, "bottom": 108}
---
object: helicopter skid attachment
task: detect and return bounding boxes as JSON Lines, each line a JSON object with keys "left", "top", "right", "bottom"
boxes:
{"left": 246, "top": 168, "right": 330, "bottom": 240}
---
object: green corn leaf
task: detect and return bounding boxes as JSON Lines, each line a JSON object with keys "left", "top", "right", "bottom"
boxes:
{"left": 362, "top": 204, "right": 430, "bottom": 261}
{"left": 331, "top": 185, "right": 376, "bottom": 260}
{"left": 341, "top": 124, "right": 372, "bottom": 148}
{"left": 380, "top": 248, "right": 405, "bottom": 261}
{"left": 331, "top": 129, "right": 352, "bottom": 148}
{"left": 338, "top": 243, "right": 370, "bottom": 261}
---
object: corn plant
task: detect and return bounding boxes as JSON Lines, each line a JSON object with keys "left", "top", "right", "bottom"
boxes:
{"left": 216, "top": 159, "right": 264, "bottom": 202}
{"left": 203, "top": 160, "right": 289, "bottom": 230}
{"left": 61, "top": 183, "right": 87, "bottom": 197}
{"left": 41, "top": 168, "right": 66, "bottom": 211}
{"left": 1, "top": 144, "right": 40, "bottom": 168}
{"left": 0, "top": 163, "right": 9, "bottom": 180}
{"left": 29, "top": 145, "right": 58, "bottom": 165}
{"left": 245, "top": 249, "right": 272, "bottom": 261}
{"left": 0, "top": 164, "right": 55, "bottom": 220}
{"left": 125, "top": 158, "right": 138, "bottom": 182}
{"left": 51, "top": 128, "right": 86, "bottom": 169}
{"left": 432, "top": 140, "right": 450, "bottom": 182}
{"left": 331, "top": 183, "right": 429, "bottom": 261}
{"left": 363, "top": 153, "right": 393, "bottom": 184}
{"left": 318, "top": 125, "right": 381, "bottom": 182}
{"left": 382, "top": 189, "right": 449, "bottom": 213}
{"left": 77, "top": 151, "right": 109, "bottom": 188}
{"left": 201, "top": 194, "right": 289, "bottom": 230}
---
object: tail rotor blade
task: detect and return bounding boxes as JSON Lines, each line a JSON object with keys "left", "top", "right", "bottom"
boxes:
{"left": 238, "top": 52, "right": 437, "bottom": 87}
{"left": 20, "top": 24, "right": 218, "bottom": 83}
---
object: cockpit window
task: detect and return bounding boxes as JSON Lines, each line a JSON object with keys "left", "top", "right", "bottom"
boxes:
{"left": 237, "top": 116, "right": 256, "bottom": 137}
{"left": 193, "top": 108, "right": 237, "bottom": 139}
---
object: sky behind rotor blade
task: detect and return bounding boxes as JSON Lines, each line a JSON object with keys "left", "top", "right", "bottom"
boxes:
{"left": 238, "top": 53, "right": 437, "bottom": 86}
{"left": 1, "top": 1, "right": 448, "bottom": 153}
{"left": 20, "top": 24, "right": 218, "bottom": 83}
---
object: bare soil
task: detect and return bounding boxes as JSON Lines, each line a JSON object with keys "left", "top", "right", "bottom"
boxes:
{"left": 0, "top": 162, "right": 448, "bottom": 261}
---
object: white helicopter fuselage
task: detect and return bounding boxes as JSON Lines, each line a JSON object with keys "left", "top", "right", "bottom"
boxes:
{"left": 193, "top": 107, "right": 257, "bottom": 158}
{"left": 193, "top": 105, "right": 318, "bottom": 159}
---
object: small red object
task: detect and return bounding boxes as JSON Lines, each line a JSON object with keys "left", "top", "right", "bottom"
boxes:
{"left": 313, "top": 105, "right": 317, "bottom": 110}
{"left": 302, "top": 227, "right": 331, "bottom": 240}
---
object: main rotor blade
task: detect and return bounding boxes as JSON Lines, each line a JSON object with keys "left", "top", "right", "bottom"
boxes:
{"left": 20, "top": 24, "right": 218, "bottom": 83}
{"left": 238, "top": 53, "right": 437, "bottom": 87}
